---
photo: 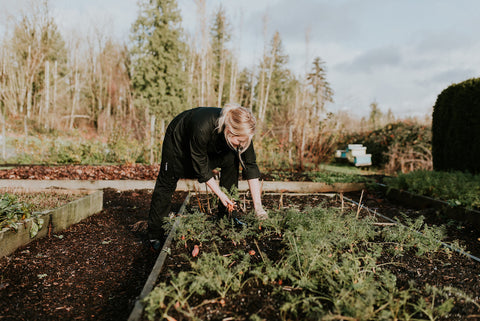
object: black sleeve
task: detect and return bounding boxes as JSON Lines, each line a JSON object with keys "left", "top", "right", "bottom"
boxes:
{"left": 241, "top": 141, "right": 261, "bottom": 180}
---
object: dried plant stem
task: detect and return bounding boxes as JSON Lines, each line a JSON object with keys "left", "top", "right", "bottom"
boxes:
{"left": 192, "top": 183, "right": 204, "bottom": 213}
{"left": 340, "top": 193, "right": 344, "bottom": 213}
{"left": 356, "top": 190, "right": 364, "bottom": 219}
{"left": 253, "top": 239, "right": 265, "bottom": 263}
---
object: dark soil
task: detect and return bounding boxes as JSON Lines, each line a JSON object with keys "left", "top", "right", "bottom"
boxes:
{"left": 0, "top": 189, "right": 188, "bottom": 321}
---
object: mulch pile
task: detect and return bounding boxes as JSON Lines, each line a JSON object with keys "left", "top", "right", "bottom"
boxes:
{"left": 0, "top": 164, "right": 312, "bottom": 182}
{"left": 0, "top": 164, "right": 161, "bottom": 180}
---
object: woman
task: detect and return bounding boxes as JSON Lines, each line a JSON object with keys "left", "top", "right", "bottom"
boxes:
{"left": 148, "top": 104, "right": 267, "bottom": 250}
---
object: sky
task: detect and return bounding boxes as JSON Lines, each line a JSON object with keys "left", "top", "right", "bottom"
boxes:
{"left": 2, "top": 0, "right": 480, "bottom": 119}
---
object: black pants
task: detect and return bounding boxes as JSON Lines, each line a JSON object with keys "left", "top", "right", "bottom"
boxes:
{"left": 147, "top": 151, "right": 239, "bottom": 240}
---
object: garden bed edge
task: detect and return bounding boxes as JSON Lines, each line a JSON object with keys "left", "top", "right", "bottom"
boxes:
{"left": 0, "top": 189, "right": 103, "bottom": 258}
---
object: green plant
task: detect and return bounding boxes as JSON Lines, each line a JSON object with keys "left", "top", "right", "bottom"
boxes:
{"left": 305, "top": 170, "right": 370, "bottom": 184}
{"left": 0, "top": 193, "right": 44, "bottom": 238}
{"left": 170, "top": 210, "right": 218, "bottom": 245}
{"left": 190, "top": 250, "right": 250, "bottom": 299}
{"left": 144, "top": 197, "right": 473, "bottom": 320}
{"left": 384, "top": 170, "right": 480, "bottom": 209}
{"left": 381, "top": 214, "right": 445, "bottom": 256}
{"left": 0, "top": 193, "right": 33, "bottom": 230}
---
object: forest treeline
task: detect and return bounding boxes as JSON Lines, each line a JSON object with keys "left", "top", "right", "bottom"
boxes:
{"left": 0, "top": 0, "right": 428, "bottom": 169}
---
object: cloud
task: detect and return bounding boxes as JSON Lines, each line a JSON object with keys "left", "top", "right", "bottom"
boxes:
{"left": 426, "top": 68, "right": 478, "bottom": 86}
{"left": 336, "top": 46, "right": 403, "bottom": 73}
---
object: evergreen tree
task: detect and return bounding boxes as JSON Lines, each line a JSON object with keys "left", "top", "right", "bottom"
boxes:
{"left": 237, "top": 68, "right": 254, "bottom": 108}
{"left": 306, "top": 57, "right": 333, "bottom": 117}
{"left": 130, "top": 0, "right": 187, "bottom": 120}
{"left": 269, "top": 32, "right": 294, "bottom": 114}
{"left": 256, "top": 31, "right": 294, "bottom": 123}
{"left": 369, "top": 101, "right": 383, "bottom": 130}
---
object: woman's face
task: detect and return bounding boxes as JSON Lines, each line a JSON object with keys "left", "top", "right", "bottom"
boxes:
{"left": 227, "top": 134, "right": 249, "bottom": 150}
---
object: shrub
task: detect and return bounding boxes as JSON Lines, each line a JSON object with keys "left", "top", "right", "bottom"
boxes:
{"left": 339, "top": 122, "right": 432, "bottom": 172}
{"left": 432, "top": 78, "right": 480, "bottom": 174}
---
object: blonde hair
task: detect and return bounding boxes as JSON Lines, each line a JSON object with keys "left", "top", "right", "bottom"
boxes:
{"left": 217, "top": 103, "right": 256, "bottom": 153}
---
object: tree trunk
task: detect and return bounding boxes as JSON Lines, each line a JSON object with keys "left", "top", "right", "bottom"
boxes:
{"left": 217, "top": 49, "right": 225, "bottom": 107}
{"left": 261, "top": 34, "right": 279, "bottom": 123}
{"left": 229, "top": 59, "right": 237, "bottom": 104}
{"left": 150, "top": 115, "right": 155, "bottom": 164}
{"left": 70, "top": 69, "right": 79, "bottom": 129}
{"left": 44, "top": 60, "right": 50, "bottom": 129}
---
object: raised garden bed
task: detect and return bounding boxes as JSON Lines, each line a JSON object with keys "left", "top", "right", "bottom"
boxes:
{"left": 0, "top": 188, "right": 102, "bottom": 258}
{"left": 345, "top": 188, "right": 480, "bottom": 260}
{"left": 375, "top": 183, "right": 480, "bottom": 227}
{"left": 1, "top": 186, "right": 479, "bottom": 320}
{"left": 136, "top": 192, "right": 480, "bottom": 321}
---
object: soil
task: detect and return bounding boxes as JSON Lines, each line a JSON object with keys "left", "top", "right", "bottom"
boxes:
{"left": 1, "top": 165, "right": 479, "bottom": 320}
{"left": 0, "top": 189, "right": 188, "bottom": 321}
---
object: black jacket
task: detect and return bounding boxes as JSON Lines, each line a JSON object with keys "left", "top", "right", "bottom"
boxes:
{"left": 161, "top": 107, "right": 261, "bottom": 183}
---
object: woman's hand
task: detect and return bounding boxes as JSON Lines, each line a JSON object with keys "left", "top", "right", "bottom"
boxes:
{"left": 254, "top": 206, "right": 268, "bottom": 220}
{"left": 206, "top": 177, "right": 236, "bottom": 212}
{"left": 220, "top": 195, "right": 236, "bottom": 212}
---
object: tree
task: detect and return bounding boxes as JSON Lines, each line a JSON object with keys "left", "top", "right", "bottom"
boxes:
{"left": 85, "top": 37, "right": 134, "bottom": 135}
{"left": 210, "top": 5, "right": 231, "bottom": 107}
{"left": 236, "top": 68, "right": 254, "bottom": 108}
{"left": 130, "top": 0, "right": 188, "bottom": 121}
{"left": 5, "top": 0, "right": 67, "bottom": 125}
{"left": 369, "top": 101, "right": 383, "bottom": 130}
{"left": 386, "top": 108, "right": 395, "bottom": 124}
{"left": 257, "top": 31, "right": 292, "bottom": 123}
{"left": 268, "top": 32, "right": 295, "bottom": 115}
{"left": 306, "top": 57, "right": 333, "bottom": 117}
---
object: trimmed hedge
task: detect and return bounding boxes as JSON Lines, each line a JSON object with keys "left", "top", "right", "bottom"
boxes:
{"left": 432, "top": 78, "right": 480, "bottom": 174}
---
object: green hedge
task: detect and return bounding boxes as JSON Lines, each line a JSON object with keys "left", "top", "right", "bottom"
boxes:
{"left": 432, "top": 78, "right": 480, "bottom": 174}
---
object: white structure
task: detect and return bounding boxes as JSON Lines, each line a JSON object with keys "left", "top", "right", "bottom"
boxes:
{"left": 335, "top": 144, "right": 372, "bottom": 167}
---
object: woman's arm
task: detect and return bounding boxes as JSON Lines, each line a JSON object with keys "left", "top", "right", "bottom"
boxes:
{"left": 206, "top": 177, "right": 236, "bottom": 209}
{"left": 247, "top": 178, "right": 268, "bottom": 219}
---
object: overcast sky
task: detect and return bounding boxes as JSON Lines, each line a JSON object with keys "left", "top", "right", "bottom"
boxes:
{"left": 2, "top": 0, "right": 480, "bottom": 118}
